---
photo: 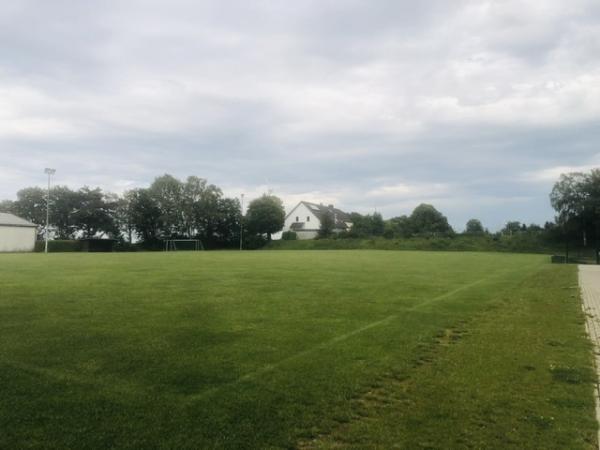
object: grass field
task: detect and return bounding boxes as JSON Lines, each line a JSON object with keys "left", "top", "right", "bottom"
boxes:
{"left": 0, "top": 251, "right": 597, "bottom": 449}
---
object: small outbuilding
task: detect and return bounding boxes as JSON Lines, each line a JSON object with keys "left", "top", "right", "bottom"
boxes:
{"left": 0, "top": 212, "right": 38, "bottom": 252}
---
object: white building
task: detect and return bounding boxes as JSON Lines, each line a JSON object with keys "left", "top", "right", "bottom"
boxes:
{"left": 0, "top": 213, "right": 38, "bottom": 252}
{"left": 280, "top": 201, "right": 352, "bottom": 240}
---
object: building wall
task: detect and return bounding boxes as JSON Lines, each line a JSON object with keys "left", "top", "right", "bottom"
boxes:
{"left": 282, "top": 203, "right": 321, "bottom": 234}
{"left": 296, "top": 230, "right": 318, "bottom": 240}
{"left": 0, "top": 226, "right": 37, "bottom": 252}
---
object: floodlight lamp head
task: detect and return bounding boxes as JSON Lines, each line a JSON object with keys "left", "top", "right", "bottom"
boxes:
{"left": 44, "top": 168, "right": 56, "bottom": 175}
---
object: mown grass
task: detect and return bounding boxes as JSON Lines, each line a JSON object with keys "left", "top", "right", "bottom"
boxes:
{"left": 0, "top": 251, "right": 596, "bottom": 448}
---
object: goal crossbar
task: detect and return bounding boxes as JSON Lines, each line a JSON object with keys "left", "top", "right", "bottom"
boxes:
{"left": 164, "top": 239, "right": 204, "bottom": 251}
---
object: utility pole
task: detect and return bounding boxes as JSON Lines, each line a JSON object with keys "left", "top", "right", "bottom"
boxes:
{"left": 44, "top": 168, "right": 56, "bottom": 253}
{"left": 239, "top": 193, "right": 244, "bottom": 251}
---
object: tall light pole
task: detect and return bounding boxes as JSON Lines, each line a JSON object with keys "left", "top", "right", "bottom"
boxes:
{"left": 239, "top": 193, "right": 244, "bottom": 251}
{"left": 44, "top": 168, "right": 56, "bottom": 253}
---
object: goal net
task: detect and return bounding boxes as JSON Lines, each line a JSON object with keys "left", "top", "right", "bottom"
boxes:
{"left": 164, "top": 239, "right": 204, "bottom": 251}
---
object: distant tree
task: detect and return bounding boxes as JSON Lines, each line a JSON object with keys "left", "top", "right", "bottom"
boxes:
{"left": 318, "top": 211, "right": 335, "bottom": 238}
{"left": 246, "top": 194, "right": 285, "bottom": 240}
{"left": 385, "top": 215, "right": 412, "bottom": 238}
{"left": 348, "top": 212, "right": 369, "bottom": 237}
{"left": 349, "top": 212, "right": 385, "bottom": 237}
{"left": 50, "top": 186, "right": 79, "bottom": 239}
{"left": 550, "top": 172, "right": 590, "bottom": 246}
{"left": 114, "top": 191, "right": 137, "bottom": 243}
{"left": 465, "top": 219, "right": 484, "bottom": 235}
{"left": 12, "top": 187, "right": 46, "bottom": 226}
{"left": 0, "top": 199, "right": 14, "bottom": 213}
{"left": 129, "top": 188, "right": 162, "bottom": 242}
{"left": 211, "top": 197, "right": 242, "bottom": 247}
{"left": 502, "top": 221, "right": 522, "bottom": 236}
{"left": 409, "top": 204, "right": 453, "bottom": 236}
{"left": 190, "top": 180, "right": 223, "bottom": 243}
{"left": 149, "top": 174, "right": 184, "bottom": 237}
{"left": 371, "top": 212, "right": 385, "bottom": 236}
{"left": 72, "top": 187, "right": 118, "bottom": 238}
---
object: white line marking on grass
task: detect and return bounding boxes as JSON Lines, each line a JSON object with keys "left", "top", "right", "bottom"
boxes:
{"left": 188, "top": 315, "right": 398, "bottom": 401}
{"left": 188, "top": 270, "right": 523, "bottom": 402}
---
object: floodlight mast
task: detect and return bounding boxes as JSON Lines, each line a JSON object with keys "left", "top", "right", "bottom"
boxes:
{"left": 44, "top": 168, "right": 56, "bottom": 254}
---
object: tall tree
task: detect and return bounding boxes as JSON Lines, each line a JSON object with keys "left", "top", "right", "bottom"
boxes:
{"left": 129, "top": 188, "right": 162, "bottom": 242}
{"left": 72, "top": 187, "right": 118, "bottom": 238}
{"left": 371, "top": 212, "right": 385, "bottom": 236}
{"left": 114, "top": 191, "right": 137, "bottom": 243}
{"left": 318, "top": 211, "right": 335, "bottom": 238}
{"left": 12, "top": 187, "right": 47, "bottom": 226}
{"left": 149, "top": 174, "right": 184, "bottom": 237}
{"left": 50, "top": 186, "right": 79, "bottom": 239}
{"left": 465, "top": 219, "right": 484, "bottom": 235}
{"left": 0, "top": 199, "right": 14, "bottom": 213}
{"left": 246, "top": 194, "right": 285, "bottom": 240}
{"left": 550, "top": 172, "right": 588, "bottom": 246}
{"left": 409, "top": 204, "right": 453, "bottom": 236}
{"left": 211, "top": 197, "right": 242, "bottom": 247}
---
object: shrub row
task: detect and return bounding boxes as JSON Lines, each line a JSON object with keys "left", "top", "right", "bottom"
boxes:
{"left": 265, "top": 235, "right": 566, "bottom": 254}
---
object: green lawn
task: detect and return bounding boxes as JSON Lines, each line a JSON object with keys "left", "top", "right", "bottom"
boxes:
{"left": 0, "top": 251, "right": 596, "bottom": 449}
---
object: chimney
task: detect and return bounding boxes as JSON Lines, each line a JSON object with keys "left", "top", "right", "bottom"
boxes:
{"left": 328, "top": 204, "right": 334, "bottom": 209}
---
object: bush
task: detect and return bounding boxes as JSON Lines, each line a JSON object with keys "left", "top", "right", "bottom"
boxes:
{"left": 281, "top": 231, "right": 297, "bottom": 240}
{"left": 245, "top": 234, "right": 268, "bottom": 250}
{"left": 34, "top": 240, "right": 83, "bottom": 252}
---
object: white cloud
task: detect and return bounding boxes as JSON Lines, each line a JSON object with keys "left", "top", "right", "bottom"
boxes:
{"left": 0, "top": 0, "right": 599, "bottom": 230}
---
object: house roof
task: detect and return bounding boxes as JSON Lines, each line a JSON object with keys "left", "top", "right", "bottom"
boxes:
{"left": 287, "top": 201, "right": 352, "bottom": 230}
{"left": 0, "top": 212, "right": 38, "bottom": 228}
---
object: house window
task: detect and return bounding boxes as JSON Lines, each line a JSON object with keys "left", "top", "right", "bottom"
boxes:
{"left": 307, "top": 216, "right": 310, "bottom": 222}
{"left": 296, "top": 216, "right": 299, "bottom": 222}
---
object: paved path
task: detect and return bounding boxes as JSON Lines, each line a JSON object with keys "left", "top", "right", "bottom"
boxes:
{"left": 579, "top": 265, "right": 600, "bottom": 448}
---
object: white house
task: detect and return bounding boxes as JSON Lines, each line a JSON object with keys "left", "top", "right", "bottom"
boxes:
{"left": 280, "top": 201, "right": 353, "bottom": 240}
{"left": 0, "top": 213, "right": 38, "bottom": 252}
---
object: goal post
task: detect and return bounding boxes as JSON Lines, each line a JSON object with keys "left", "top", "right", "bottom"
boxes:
{"left": 164, "top": 239, "right": 204, "bottom": 251}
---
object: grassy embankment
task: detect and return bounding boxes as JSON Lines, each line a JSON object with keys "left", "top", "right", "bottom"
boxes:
{"left": 266, "top": 235, "right": 564, "bottom": 254}
{"left": 0, "top": 251, "right": 596, "bottom": 448}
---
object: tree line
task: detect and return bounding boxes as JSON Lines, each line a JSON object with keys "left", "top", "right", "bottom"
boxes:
{"left": 1, "top": 169, "right": 598, "bottom": 252}
{"left": 312, "top": 169, "right": 600, "bottom": 256}
{"left": 0, "top": 174, "right": 285, "bottom": 249}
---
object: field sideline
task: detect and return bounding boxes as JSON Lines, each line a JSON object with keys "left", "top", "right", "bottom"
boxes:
{"left": 0, "top": 250, "right": 597, "bottom": 448}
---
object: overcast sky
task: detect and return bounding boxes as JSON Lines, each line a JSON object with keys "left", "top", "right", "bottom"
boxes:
{"left": 1, "top": 0, "right": 599, "bottom": 230}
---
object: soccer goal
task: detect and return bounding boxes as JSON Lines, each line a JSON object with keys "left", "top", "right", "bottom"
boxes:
{"left": 164, "top": 239, "right": 204, "bottom": 251}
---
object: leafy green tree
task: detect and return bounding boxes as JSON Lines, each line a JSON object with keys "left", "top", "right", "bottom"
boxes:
{"left": 72, "top": 187, "right": 118, "bottom": 238}
{"left": 318, "top": 211, "right": 335, "bottom": 238}
{"left": 0, "top": 199, "right": 14, "bottom": 213}
{"left": 210, "top": 197, "right": 242, "bottom": 247}
{"left": 465, "top": 219, "right": 484, "bottom": 235}
{"left": 114, "top": 191, "right": 137, "bottom": 243}
{"left": 409, "top": 204, "right": 453, "bottom": 236}
{"left": 246, "top": 194, "right": 285, "bottom": 240}
{"left": 385, "top": 215, "right": 412, "bottom": 238}
{"left": 349, "top": 212, "right": 385, "bottom": 237}
{"left": 550, "top": 172, "right": 590, "bottom": 246}
{"left": 50, "top": 186, "right": 79, "bottom": 239}
{"left": 371, "top": 212, "right": 385, "bottom": 236}
{"left": 129, "top": 188, "right": 162, "bottom": 242}
{"left": 191, "top": 181, "right": 223, "bottom": 243}
{"left": 12, "top": 187, "right": 46, "bottom": 225}
{"left": 149, "top": 174, "right": 184, "bottom": 237}
{"left": 502, "top": 221, "right": 522, "bottom": 235}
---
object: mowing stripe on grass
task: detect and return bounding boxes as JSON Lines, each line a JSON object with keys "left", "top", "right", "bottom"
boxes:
{"left": 188, "top": 272, "right": 518, "bottom": 402}
{"left": 188, "top": 314, "right": 398, "bottom": 401}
